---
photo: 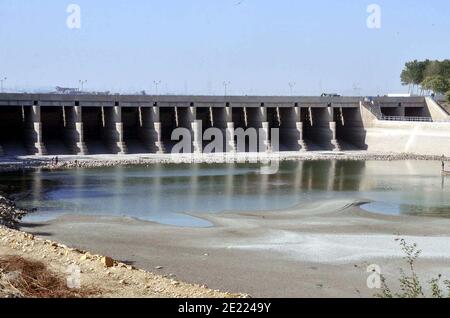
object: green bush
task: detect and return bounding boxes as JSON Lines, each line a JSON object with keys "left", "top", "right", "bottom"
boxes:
{"left": 377, "top": 238, "right": 450, "bottom": 298}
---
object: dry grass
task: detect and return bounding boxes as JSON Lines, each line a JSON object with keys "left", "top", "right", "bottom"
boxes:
{"left": 0, "top": 256, "right": 99, "bottom": 298}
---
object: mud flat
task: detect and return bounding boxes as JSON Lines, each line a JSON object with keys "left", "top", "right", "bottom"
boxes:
{"left": 18, "top": 199, "right": 450, "bottom": 298}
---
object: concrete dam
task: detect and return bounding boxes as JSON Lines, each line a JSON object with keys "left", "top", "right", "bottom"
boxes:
{"left": 0, "top": 93, "right": 450, "bottom": 157}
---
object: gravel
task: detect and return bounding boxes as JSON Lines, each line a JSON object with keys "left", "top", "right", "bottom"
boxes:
{"left": 0, "top": 152, "right": 448, "bottom": 174}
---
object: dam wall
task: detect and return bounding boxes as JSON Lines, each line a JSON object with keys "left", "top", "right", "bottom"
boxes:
{"left": 0, "top": 93, "right": 448, "bottom": 156}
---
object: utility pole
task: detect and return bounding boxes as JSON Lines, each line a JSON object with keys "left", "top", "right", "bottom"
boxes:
{"left": 223, "top": 81, "right": 231, "bottom": 97}
{"left": 288, "top": 82, "right": 296, "bottom": 96}
{"left": 0, "top": 77, "right": 7, "bottom": 93}
{"left": 153, "top": 80, "right": 162, "bottom": 96}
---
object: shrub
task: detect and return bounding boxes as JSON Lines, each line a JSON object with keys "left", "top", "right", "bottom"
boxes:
{"left": 377, "top": 238, "right": 450, "bottom": 298}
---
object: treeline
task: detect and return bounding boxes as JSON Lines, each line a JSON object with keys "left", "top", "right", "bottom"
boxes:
{"left": 400, "top": 59, "right": 450, "bottom": 100}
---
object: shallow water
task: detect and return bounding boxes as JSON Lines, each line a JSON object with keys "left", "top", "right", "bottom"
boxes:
{"left": 2, "top": 160, "right": 450, "bottom": 227}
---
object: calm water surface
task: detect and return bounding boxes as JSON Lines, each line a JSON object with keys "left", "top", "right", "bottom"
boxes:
{"left": 1, "top": 160, "right": 449, "bottom": 227}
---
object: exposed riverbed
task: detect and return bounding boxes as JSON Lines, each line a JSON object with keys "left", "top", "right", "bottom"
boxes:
{"left": 2, "top": 158, "right": 450, "bottom": 297}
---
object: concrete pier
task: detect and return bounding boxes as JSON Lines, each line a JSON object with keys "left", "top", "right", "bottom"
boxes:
{"left": 0, "top": 93, "right": 449, "bottom": 156}
{"left": 64, "top": 106, "right": 88, "bottom": 155}
{"left": 225, "top": 107, "right": 236, "bottom": 153}
{"left": 159, "top": 107, "right": 177, "bottom": 152}
{"left": 205, "top": 106, "right": 233, "bottom": 153}
{"left": 173, "top": 107, "right": 197, "bottom": 153}
{"left": 277, "top": 106, "right": 307, "bottom": 151}
{"left": 260, "top": 107, "right": 270, "bottom": 152}
{"left": 306, "top": 107, "right": 341, "bottom": 151}
{"left": 24, "top": 105, "right": 47, "bottom": 155}
{"left": 139, "top": 107, "right": 164, "bottom": 153}
{"left": 336, "top": 107, "right": 366, "bottom": 149}
{"left": 103, "top": 106, "right": 127, "bottom": 154}
{"left": 190, "top": 107, "right": 202, "bottom": 154}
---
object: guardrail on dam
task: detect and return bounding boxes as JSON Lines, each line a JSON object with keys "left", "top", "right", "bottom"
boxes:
{"left": 0, "top": 93, "right": 448, "bottom": 156}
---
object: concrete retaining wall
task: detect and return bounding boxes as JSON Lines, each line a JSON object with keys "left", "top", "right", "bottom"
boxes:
{"left": 425, "top": 97, "right": 450, "bottom": 121}
{"left": 364, "top": 121, "right": 450, "bottom": 156}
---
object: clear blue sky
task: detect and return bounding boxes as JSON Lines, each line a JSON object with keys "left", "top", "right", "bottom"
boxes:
{"left": 0, "top": 0, "right": 449, "bottom": 95}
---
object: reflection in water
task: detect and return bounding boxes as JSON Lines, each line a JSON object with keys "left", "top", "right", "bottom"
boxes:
{"left": 0, "top": 160, "right": 449, "bottom": 227}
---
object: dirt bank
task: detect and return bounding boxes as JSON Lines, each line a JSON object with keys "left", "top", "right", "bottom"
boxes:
{"left": 0, "top": 225, "right": 245, "bottom": 298}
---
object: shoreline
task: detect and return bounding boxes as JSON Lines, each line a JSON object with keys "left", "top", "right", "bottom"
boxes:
{"left": 0, "top": 151, "right": 449, "bottom": 173}
{"left": 0, "top": 225, "right": 245, "bottom": 298}
{"left": 0, "top": 187, "right": 245, "bottom": 298}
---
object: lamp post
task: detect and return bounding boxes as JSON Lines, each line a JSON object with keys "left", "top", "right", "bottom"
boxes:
{"left": 79, "top": 80, "right": 87, "bottom": 92}
{"left": 288, "top": 82, "right": 296, "bottom": 96}
{"left": 0, "top": 77, "right": 7, "bottom": 93}
{"left": 153, "top": 80, "right": 162, "bottom": 96}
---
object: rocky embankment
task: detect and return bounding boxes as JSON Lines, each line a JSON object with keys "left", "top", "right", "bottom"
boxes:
{"left": 0, "top": 152, "right": 448, "bottom": 173}
{"left": 0, "top": 225, "right": 245, "bottom": 298}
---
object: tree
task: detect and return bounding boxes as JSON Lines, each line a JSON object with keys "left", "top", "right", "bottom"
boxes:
{"left": 401, "top": 60, "right": 450, "bottom": 96}
{"left": 421, "top": 76, "right": 450, "bottom": 95}
{"left": 423, "top": 60, "right": 441, "bottom": 79}
{"left": 400, "top": 60, "right": 429, "bottom": 94}
{"left": 439, "top": 60, "right": 450, "bottom": 78}
{"left": 400, "top": 68, "right": 414, "bottom": 92}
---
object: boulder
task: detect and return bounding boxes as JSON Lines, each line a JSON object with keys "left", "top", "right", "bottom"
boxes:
{"left": 101, "top": 256, "right": 114, "bottom": 268}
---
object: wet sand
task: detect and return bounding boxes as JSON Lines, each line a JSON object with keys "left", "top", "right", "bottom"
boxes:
{"left": 19, "top": 199, "right": 450, "bottom": 298}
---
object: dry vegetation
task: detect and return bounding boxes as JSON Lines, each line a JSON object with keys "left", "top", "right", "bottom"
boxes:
{"left": 377, "top": 239, "right": 450, "bottom": 298}
{"left": 0, "top": 255, "right": 99, "bottom": 298}
{"left": 0, "top": 195, "right": 29, "bottom": 229}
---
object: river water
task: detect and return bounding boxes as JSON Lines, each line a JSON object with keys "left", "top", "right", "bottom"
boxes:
{"left": 1, "top": 160, "right": 449, "bottom": 227}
